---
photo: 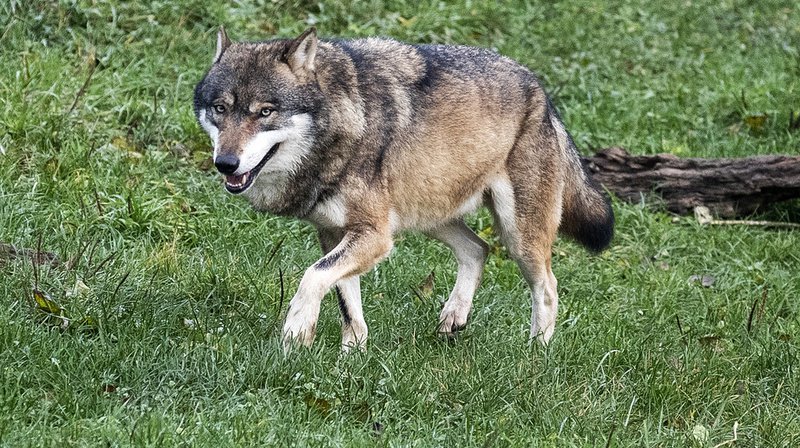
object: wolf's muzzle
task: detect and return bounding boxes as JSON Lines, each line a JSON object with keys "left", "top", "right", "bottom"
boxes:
{"left": 214, "top": 154, "right": 239, "bottom": 175}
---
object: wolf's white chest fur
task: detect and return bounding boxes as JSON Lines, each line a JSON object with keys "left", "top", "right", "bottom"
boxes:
{"left": 308, "top": 195, "right": 348, "bottom": 228}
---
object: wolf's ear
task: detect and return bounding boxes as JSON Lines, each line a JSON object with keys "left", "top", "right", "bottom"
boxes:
{"left": 285, "top": 27, "right": 318, "bottom": 74}
{"left": 214, "top": 25, "right": 232, "bottom": 63}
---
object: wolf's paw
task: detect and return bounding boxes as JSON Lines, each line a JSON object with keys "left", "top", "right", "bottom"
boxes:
{"left": 437, "top": 301, "right": 470, "bottom": 338}
{"left": 529, "top": 320, "right": 555, "bottom": 345}
{"left": 282, "top": 309, "right": 317, "bottom": 351}
{"left": 341, "top": 324, "right": 368, "bottom": 353}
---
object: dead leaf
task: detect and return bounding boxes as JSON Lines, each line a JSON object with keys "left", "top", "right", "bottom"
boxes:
{"left": 477, "top": 226, "right": 494, "bottom": 240}
{"left": 303, "top": 394, "right": 331, "bottom": 416}
{"left": 76, "top": 315, "right": 99, "bottom": 334}
{"left": 163, "top": 179, "right": 176, "bottom": 194}
{"left": 688, "top": 274, "right": 715, "bottom": 287}
{"left": 34, "top": 289, "right": 64, "bottom": 315}
{"left": 698, "top": 335, "right": 718, "bottom": 344}
{"left": 692, "top": 424, "right": 710, "bottom": 445}
{"left": 789, "top": 110, "right": 800, "bottom": 132}
{"left": 353, "top": 401, "right": 371, "bottom": 423}
{"left": 744, "top": 114, "right": 768, "bottom": 133}
{"left": 417, "top": 270, "right": 435, "bottom": 297}
{"left": 194, "top": 152, "right": 214, "bottom": 171}
{"left": 33, "top": 289, "right": 70, "bottom": 330}
{"left": 397, "top": 16, "right": 418, "bottom": 27}
{"left": 111, "top": 136, "right": 137, "bottom": 152}
{"left": 694, "top": 206, "right": 713, "bottom": 224}
{"left": 698, "top": 334, "right": 724, "bottom": 352}
{"left": 66, "top": 279, "right": 91, "bottom": 298}
{"left": 170, "top": 143, "right": 190, "bottom": 158}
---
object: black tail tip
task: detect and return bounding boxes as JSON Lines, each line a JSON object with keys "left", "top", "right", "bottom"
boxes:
{"left": 581, "top": 213, "right": 614, "bottom": 253}
{"left": 569, "top": 203, "right": 615, "bottom": 253}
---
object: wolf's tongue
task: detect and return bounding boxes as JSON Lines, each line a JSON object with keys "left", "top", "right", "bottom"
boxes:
{"left": 226, "top": 173, "right": 247, "bottom": 186}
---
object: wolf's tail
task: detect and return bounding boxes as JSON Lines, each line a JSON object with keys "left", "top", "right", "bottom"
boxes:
{"left": 550, "top": 109, "right": 614, "bottom": 252}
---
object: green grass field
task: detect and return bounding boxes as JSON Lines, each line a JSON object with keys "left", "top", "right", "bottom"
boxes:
{"left": 1, "top": 1, "right": 799, "bottom": 446}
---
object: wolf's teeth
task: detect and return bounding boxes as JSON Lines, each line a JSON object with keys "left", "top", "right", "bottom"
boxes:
{"left": 226, "top": 172, "right": 250, "bottom": 189}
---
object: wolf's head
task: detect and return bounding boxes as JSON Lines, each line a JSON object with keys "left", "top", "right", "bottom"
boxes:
{"left": 193, "top": 27, "right": 322, "bottom": 195}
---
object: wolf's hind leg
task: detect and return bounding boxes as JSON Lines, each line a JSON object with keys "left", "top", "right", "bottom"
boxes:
{"left": 518, "top": 252, "right": 559, "bottom": 343}
{"left": 426, "top": 220, "right": 489, "bottom": 337}
{"left": 488, "top": 176, "right": 560, "bottom": 344}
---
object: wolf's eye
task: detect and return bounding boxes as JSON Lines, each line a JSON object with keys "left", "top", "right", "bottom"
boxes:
{"left": 259, "top": 107, "right": 274, "bottom": 117}
{"left": 213, "top": 104, "right": 226, "bottom": 114}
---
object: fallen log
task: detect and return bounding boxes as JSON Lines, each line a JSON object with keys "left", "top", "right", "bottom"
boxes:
{"left": 0, "top": 243, "right": 60, "bottom": 267}
{"left": 582, "top": 147, "right": 800, "bottom": 218}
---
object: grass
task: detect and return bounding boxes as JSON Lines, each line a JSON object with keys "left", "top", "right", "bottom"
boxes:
{"left": 1, "top": 0, "right": 799, "bottom": 445}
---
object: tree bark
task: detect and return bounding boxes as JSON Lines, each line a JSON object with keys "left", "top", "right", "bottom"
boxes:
{"left": 582, "top": 147, "right": 800, "bottom": 217}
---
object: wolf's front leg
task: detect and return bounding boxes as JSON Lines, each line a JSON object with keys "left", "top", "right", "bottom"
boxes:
{"left": 334, "top": 276, "right": 367, "bottom": 351}
{"left": 317, "top": 228, "right": 368, "bottom": 351}
{"left": 282, "top": 227, "right": 392, "bottom": 351}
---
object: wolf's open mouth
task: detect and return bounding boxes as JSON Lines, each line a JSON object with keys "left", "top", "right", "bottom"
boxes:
{"left": 224, "top": 143, "right": 280, "bottom": 194}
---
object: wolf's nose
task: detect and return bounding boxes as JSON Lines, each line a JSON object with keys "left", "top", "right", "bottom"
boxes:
{"left": 214, "top": 154, "right": 239, "bottom": 175}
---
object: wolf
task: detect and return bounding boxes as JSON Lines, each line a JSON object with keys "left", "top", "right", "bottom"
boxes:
{"left": 193, "top": 27, "right": 614, "bottom": 351}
